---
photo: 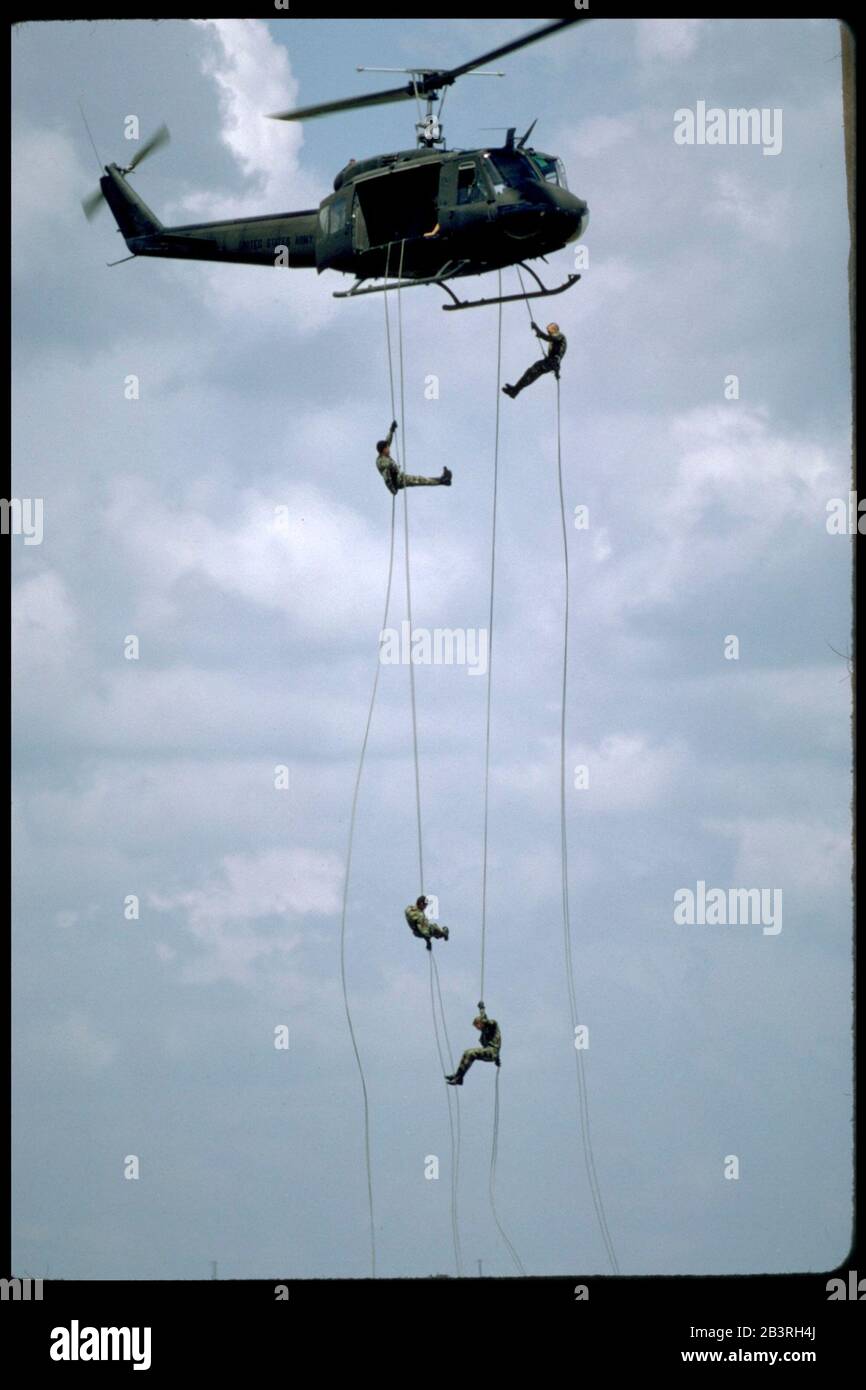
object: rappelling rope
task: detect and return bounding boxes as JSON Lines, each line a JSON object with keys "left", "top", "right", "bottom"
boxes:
{"left": 481, "top": 275, "right": 525, "bottom": 1277}
{"left": 396, "top": 240, "right": 425, "bottom": 894}
{"left": 554, "top": 376, "right": 620, "bottom": 1275}
{"left": 515, "top": 263, "right": 620, "bottom": 1272}
{"left": 431, "top": 951, "right": 464, "bottom": 1276}
{"left": 515, "top": 265, "right": 548, "bottom": 361}
{"left": 336, "top": 244, "right": 403, "bottom": 1279}
{"left": 479, "top": 275, "right": 503, "bottom": 1003}
{"left": 490, "top": 1068, "right": 526, "bottom": 1274}
{"left": 394, "top": 242, "right": 463, "bottom": 1278}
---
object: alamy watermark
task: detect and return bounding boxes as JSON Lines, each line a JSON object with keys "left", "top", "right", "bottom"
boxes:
{"left": 674, "top": 880, "right": 782, "bottom": 935}
{"left": 674, "top": 101, "right": 782, "bottom": 156}
{"left": 1, "top": 497, "right": 43, "bottom": 545}
{"left": 379, "top": 621, "right": 488, "bottom": 676}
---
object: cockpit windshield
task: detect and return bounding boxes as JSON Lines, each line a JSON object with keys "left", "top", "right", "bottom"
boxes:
{"left": 528, "top": 152, "right": 569, "bottom": 189}
{"left": 485, "top": 150, "right": 536, "bottom": 190}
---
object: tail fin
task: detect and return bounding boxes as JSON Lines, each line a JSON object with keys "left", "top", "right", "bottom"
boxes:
{"left": 100, "top": 164, "right": 163, "bottom": 244}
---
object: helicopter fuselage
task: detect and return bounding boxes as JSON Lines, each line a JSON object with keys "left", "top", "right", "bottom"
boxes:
{"left": 110, "top": 142, "right": 587, "bottom": 291}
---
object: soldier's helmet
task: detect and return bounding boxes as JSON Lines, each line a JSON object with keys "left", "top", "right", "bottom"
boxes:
{"left": 416, "top": 895, "right": 428, "bottom": 909}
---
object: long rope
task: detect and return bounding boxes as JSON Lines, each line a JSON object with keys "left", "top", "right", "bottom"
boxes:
{"left": 554, "top": 376, "right": 620, "bottom": 1274}
{"left": 490, "top": 1068, "right": 526, "bottom": 1274}
{"left": 396, "top": 242, "right": 425, "bottom": 894}
{"left": 337, "top": 499, "right": 396, "bottom": 1281}
{"left": 430, "top": 952, "right": 463, "bottom": 1277}
{"left": 515, "top": 265, "right": 547, "bottom": 360}
{"left": 336, "top": 243, "right": 399, "bottom": 1279}
{"left": 393, "top": 243, "right": 462, "bottom": 1278}
{"left": 479, "top": 276, "right": 503, "bottom": 1002}
{"left": 479, "top": 275, "right": 525, "bottom": 1276}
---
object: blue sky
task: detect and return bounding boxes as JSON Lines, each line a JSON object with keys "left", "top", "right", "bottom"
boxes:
{"left": 12, "top": 17, "right": 853, "bottom": 1279}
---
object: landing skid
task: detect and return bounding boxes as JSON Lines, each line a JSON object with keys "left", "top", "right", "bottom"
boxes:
{"left": 333, "top": 260, "right": 470, "bottom": 299}
{"left": 333, "top": 261, "right": 580, "bottom": 311}
{"left": 441, "top": 264, "right": 580, "bottom": 312}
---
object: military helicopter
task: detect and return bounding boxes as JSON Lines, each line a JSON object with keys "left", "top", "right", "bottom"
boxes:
{"left": 83, "top": 16, "right": 590, "bottom": 311}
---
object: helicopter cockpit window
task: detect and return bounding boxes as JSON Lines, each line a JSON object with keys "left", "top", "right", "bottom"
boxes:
{"left": 456, "top": 162, "right": 485, "bottom": 204}
{"left": 486, "top": 150, "right": 536, "bottom": 191}
{"left": 328, "top": 195, "right": 350, "bottom": 235}
{"left": 529, "top": 152, "right": 569, "bottom": 189}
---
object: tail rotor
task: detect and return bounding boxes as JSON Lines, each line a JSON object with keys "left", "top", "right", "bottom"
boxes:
{"left": 81, "top": 122, "right": 170, "bottom": 221}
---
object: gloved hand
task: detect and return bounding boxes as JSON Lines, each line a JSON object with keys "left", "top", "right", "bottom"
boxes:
{"left": 531, "top": 322, "right": 541, "bottom": 335}
{"left": 477, "top": 1000, "right": 485, "bottom": 1010}
{"left": 390, "top": 419, "right": 398, "bottom": 432}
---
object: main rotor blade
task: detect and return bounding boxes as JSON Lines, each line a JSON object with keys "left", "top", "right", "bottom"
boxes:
{"left": 268, "top": 84, "right": 415, "bottom": 123}
{"left": 127, "top": 122, "right": 170, "bottom": 170}
{"left": 81, "top": 185, "right": 106, "bottom": 220}
{"left": 268, "top": 17, "right": 588, "bottom": 124}
{"left": 442, "top": 16, "right": 588, "bottom": 84}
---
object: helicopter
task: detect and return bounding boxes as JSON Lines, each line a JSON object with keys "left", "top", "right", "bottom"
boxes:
{"left": 82, "top": 17, "right": 591, "bottom": 311}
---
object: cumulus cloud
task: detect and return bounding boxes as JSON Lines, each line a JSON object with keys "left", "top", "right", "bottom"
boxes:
{"left": 12, "top": 571, "right": 78, "bottom": 674}
{"left": 185, "top": 19, "right": 316, "bottom": 212}
{"left": 150, "top": 846, "right": 343, "bottom": 985}
{"left": 12, "top": 123, "right": 90, "bottom": 276}
{"left": 584, "top": 405, "right": 844, "bottom": 621}
{"left": 710, "top": 170, "right": 793, "bottom": 246}
{"left": 571, "top": 733, "right": 688, "bottom": 810}
{"left": 636, "top": 19, "right": 705, "bottom": 63}
{"left": 492, "top": 733, "right": 687, "bottom": 813}
{"left": 101, "top": 470, "right": 469, "bottom": 639}
{"left": 162, "top": 19, "right": 337, "bottom": 331}
{"left": 706, "top": 815, "right": 852, "bottom": 897}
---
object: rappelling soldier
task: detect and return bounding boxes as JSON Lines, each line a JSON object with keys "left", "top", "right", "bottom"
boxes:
{"left": 445, "top": 1002, "right": 501, "bottom": 1084}
{"left": 405, "top": 895, "right": 450, "bottom": 950}
{"left": 502, "top": 321, "right": 567, "bottom": 398}
{"left": 377, "top": 420, "right": 452, "bottom": 494}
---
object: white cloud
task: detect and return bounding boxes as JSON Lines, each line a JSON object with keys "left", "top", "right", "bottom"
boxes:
{"left": 12, "top": 571, "right": 78, "bottom": 674}
{"left": 189, "top": 19, "right": 315, "bottom": 210}
{"left": 53, "top": 1012, "right": 117, "bottom": 1071}
{"left": 151, "top": 846, "right": 343, "bottom": 985}
{"left": 585, "top": 406, "right": 844, "bottom": 621}
{"left": 710, "top": 170, "right": 792, "bottom": 246}
{"left": 572, "top": 733, "right": 687, "bottom": 810}
{"left": 636, "top": 19, "right": 705, "bottom": 63}
{"left": 493, "top": 733, "right": 686, "bottom": 814}
{"left": 102, "top": 470, "right": 469, "bottom": 638}
{"left": 13, "top": 123, "right": 90, "bottom": 274}
{"left": 164, "top": 19, "right": 337, "bottom": 332}
{"left": 706, "top": 816, "right": 852, "bottom": 896}
{"left": 572, "top": 115, "right": 639, "bottom": 158}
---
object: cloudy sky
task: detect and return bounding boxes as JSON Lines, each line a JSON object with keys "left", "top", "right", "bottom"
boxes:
{"left": 12, "top": 17, "right": 853, "bottom": 1279}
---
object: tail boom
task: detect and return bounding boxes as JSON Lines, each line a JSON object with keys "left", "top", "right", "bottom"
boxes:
{"left": 102, "top": 166, "right": 318, "bottom": 268}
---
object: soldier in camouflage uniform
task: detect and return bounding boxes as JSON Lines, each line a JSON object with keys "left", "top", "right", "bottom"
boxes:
{"left": 377, "top": 420, "right": 452, "bottom": 494}
{"left": 405, "top": 895, "right": 450, "bottom": 951}
{"left": 502, "top": 321, "right": 567, "bottom": 398}
{"left": 445, "top": 1002, "right": 501, "bottom": 1084}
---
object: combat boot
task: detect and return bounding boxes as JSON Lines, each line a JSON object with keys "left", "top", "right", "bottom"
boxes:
{"left": 440, "top": 467, "right": 452, "bottom": 486}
